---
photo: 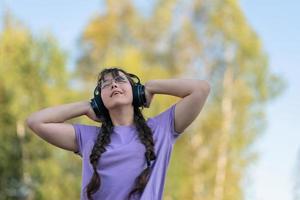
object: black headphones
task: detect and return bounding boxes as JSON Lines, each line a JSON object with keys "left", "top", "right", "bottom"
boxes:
{"left": 90, "top": 74, "right": 147, "bottom": 118}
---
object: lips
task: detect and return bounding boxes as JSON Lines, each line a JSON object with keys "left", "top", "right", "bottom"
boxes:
{"left": 111, "top": 90, "right": 122, "bottom": 97}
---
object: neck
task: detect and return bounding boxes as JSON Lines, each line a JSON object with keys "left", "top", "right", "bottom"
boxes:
{"left": 108, "top": 105, "right": 134, "bottom": 126}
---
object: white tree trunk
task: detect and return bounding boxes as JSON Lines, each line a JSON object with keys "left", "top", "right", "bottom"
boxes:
{"left": 214, "top": 67, "right": 233, "bottom": 200}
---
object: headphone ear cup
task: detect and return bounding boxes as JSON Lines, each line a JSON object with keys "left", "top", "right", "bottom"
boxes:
{"left": 132, "top": 83, "right": 146, "bottom": 107}
{"left": 90, "top": 86, "right": 106, "bottom": 118}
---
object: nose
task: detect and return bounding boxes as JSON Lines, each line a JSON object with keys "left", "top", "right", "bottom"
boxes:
{"left": 111, "top": 80, "right": 118, "bottom": 89}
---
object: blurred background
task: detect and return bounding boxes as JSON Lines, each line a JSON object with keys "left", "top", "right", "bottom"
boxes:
{"left": 0, "top": 0, "right": 298, "bottom": 200}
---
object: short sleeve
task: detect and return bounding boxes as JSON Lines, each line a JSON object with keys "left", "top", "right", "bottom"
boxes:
{"left": 72, "top": 124, "right": 99, "bottom": 157}
{"left": 150, "top": 104, "right": 182, "bottom": 143}
{"left": 72, "top": 124, "right": 83, "bottom": 157}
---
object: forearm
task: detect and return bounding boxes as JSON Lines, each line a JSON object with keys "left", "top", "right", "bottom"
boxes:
{"left": 26, "top": 101, "right": 90, "bottom": 125}
{"left": 145, "top": 79, "right": 210, "bottom": 98}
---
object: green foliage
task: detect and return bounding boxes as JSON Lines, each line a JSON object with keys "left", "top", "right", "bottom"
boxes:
{"left": 0, "top": 12, "right": 80, "bottom": 199}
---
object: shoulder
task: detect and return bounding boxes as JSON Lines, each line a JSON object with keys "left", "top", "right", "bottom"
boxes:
{"left": 73, "top": 124, "right": 100, "bottom": 137}
{"left": 146, "top": 104, "right": 181, "bottom": 142}
{"left": 73, "top": 123, "right": 99, "bottom": 130}
{"left": 146, "top": 104, "right": 176, "bottom": 127}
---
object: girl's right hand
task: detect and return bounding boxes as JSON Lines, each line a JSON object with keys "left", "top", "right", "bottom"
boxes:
{"left": 86, "top": 104, "right": 102, "bottom": 122}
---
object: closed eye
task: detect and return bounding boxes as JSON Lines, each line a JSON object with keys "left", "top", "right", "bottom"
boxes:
{"left": 115, "top": 76, "right": 127, "bottom": 82}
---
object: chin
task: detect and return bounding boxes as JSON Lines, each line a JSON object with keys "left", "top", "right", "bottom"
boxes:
{"left": 106, "top": 99, "right": 133, "bottom": 109}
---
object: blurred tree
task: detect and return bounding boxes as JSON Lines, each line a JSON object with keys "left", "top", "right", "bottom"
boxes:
{"left": 75, "top": 0, "right": 285, "bottom": 200}
{"left": 75, "top": 0, "right": 180, "bottom": 117}
{"left": 0, "top": 0, "right": 286, "bottom": 199}
{"left": 179, "top": 0, "right": 286, "bottom": 200}
{"left": 0, "top": 11, "right": 81, "bottom": 200}
{"left": 0, "top": 79, "right": 23, "bottom": 199}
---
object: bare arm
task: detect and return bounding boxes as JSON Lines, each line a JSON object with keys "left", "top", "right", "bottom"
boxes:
{"left": 26, "top": 101, "right": 95, "bottom": 152}
{"left": 145, "top": 79, "right": 210, "bottom": 133}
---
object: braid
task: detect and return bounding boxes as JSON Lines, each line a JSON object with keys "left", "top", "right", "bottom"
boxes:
{"left": 86, "top": 118, "right": 114, "bottom": 200}
{"left": 126, "top": 106, "right": 156, "bottom": 200}
{"left": 86, "top": 67, "right": 157, "bottom": 200}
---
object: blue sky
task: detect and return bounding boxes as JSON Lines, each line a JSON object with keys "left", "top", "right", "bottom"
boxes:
{"left": 239, "top": 1, "right": 300, "bottom": 199}
{"left": 1, "top": 0, "right": 299, "bottom": 199}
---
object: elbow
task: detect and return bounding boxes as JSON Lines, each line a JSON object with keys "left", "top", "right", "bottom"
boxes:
{"left": 202, "top": 80, "right": 211, "bottom": 94}
{"left": 26, "top": 116, "right": 34, "bottom": 130}
{"left": 195, "top": 80, "right": 211, "bottom": 95}
{"left": 26, "top": 117, "right": 42, "bottom": 135}
{"left": 26, "top": 115, "right": 39, "bottom": 131}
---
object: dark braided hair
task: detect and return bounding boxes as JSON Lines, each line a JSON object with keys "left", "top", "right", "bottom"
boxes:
{"left": 86, "top": 67, "right": 156, "bottom": 200}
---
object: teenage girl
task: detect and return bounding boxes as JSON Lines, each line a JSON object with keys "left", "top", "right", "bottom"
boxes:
{"left": 26, "top": 67, "right": 210, "bottom": 200}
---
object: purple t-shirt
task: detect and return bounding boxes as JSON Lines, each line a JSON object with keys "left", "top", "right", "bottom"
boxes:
{"left": 73, "top": 104, "right": 182, "bottom": 200}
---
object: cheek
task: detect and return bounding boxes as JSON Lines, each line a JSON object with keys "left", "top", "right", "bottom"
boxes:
{"left": 101, "top": 91, "right": 110, "bottom": 101}
{"left": 126, "top": 86, "right": 133, "bottom": 99}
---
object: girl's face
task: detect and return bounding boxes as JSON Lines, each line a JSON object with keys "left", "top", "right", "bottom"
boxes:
{"left": 100, "top": 71, "right": 133, "bottom": 110}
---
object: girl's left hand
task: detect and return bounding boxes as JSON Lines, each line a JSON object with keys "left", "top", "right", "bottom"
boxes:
{"left": 144, "top": 85, "right": 154, "bottom": 108}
